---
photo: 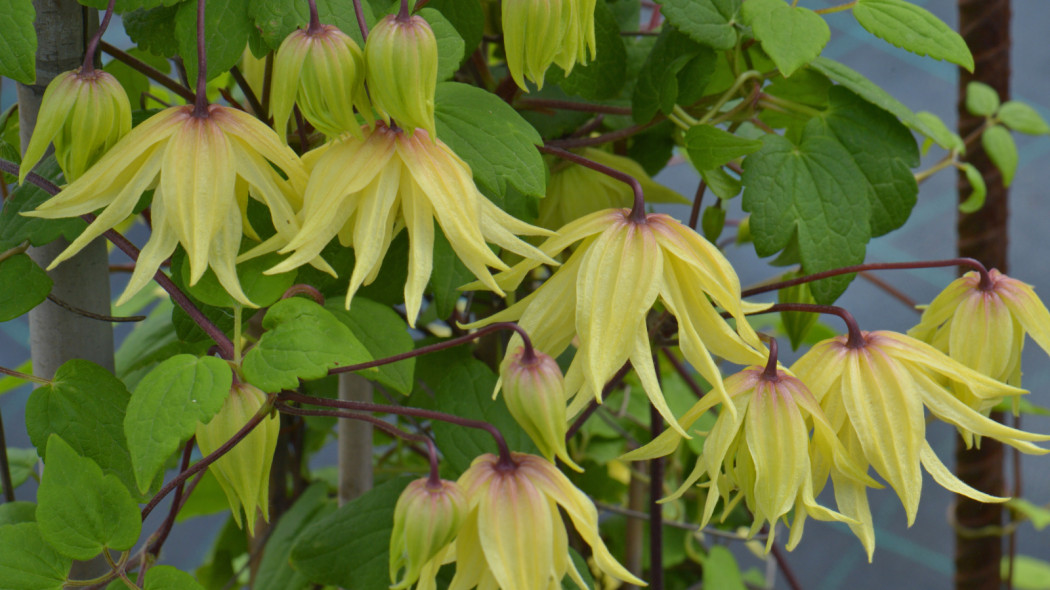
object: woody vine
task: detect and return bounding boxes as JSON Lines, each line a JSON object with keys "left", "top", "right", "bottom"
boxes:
{"left": 0, "top": 0, "right": 1049, "bottom": 589}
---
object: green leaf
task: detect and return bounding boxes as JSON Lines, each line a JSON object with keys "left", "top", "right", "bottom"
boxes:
{"left": 0, "top": 0, "right": 36, "bottom": 84}
{"left": 1004, "top": 556, "right": 1050, "bottom": 590}
{"left": 426, "top": 0, "right": 483, "bottom": 55}
{"left": 0, "top": 156, "right": 85, "bottom": 250}
{"left": 104, "top": 47, "right": 173, "bottom": 109}
{"left": 1007, "top": 498, "right": 1050, "bottom": 531}
{"left": 0, "top": 254, "right": 52, "bottom": 322}
{"left": 815, "top": 86, "right": 919, "bottom": 237}
{"left": 325, "top": 298, "right": 415, "bottom": 394}
{"left": 116, "top": 299, "right": 211, "bottom": 390}
{"left": 853, "top": 0, "right": 974, "bottom": 72}
{"left": 741, "top": 0, "right": 828, "bottom": 77}
{"left": 702, "top": 545, "right": 747, "bottom": 590}
{"left": 982, "top": 124, "right": 1018, "bottom": 187}
{"left": 998, "top": 101, "right": 1050, "bottom": 135}
{"left": 242, "top": 297, "right": 373, "bottom": 392}
{"left": 428, "top": 226, "right": 472, "bottom": 319}
{"left": 36, "top": 435, "right": 141, "bottom": 559}
{"left": 0, "top": 501, "right": 37, "bottom": 527}
{"left": 657, "top": 0, "right": 740, "bottom": 50}
{"left": 741, "top": 129, "right": 870, "bottom": 303}
{"left": 124, "top": 5, "right": 182, "bottom": 58}
{"left": 25, "top": 359, "right": 142, "bottom": 500}
{"left": 144, "top": 566, "right": 207, "bottom": 590}
{"left": 555, "top": 1, "right": 627, "bottom": 100}
{"left": 699, "top": 166, "right": 742, "bottom": 200}
{"left": 966, "top": 81, "right": 1000, "bottom": 117}
{"left": 77, "top": 0, "right": 184, "bottom": 11}
{"left": 958, "top": 162, "right": 986, "bottom": 214}
{"left": 176, "top": 250, "right": 297, "bottom": 309}
{"left": 6, "top": 447, "right": 39, "bottom": 490}
{"left": 250, "top": 0, "right": 375, "bottom": 49}
{"left": 701, "top": 205, "right": 726, "bottom": 242}
{"left": 684, "top": 125, "right": 762, "bottom": 170}
{"left": 175, "top": 0, "right": 251, "bottom": 82}
{"left": 632, "top": 26, "right": 716, "bottom": 123}
{"left": 0, "top": 359, "right": 32, "bottom": 397}
{"left": 420, "top": 7, "right": 465, "bottom": 82}
{"left": 915, "top": 111, "right": 964, "bottom": 152}
{"left": 256, "top": 483, "right": 335, "bottom": 590}
{"left": 431, "top": 360, "right": 538, "bottom": 475}
{"left": 0, "top": 523, "right": 70, "bottom": 590}
{"left": 435, "top": 82, "right": 546, "bottom": 199}
{"left": 779, "top": 277, "right": 818, "bottom": 350}
{"left": 290, "top": 476, "right": 412, "bottom": 589}
{"left": 126, "top": 355, "right": 232, "bottom": 493}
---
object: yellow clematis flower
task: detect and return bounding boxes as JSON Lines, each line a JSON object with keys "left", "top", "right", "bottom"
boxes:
{"left": 23, "top": 104, "right": 312, "bottom": 307}
{"left": 502, "top": 0, "right": 597, "bottom": 91}
{"left": 259, "top": 123, "right": 554, "bottom": 327}
{"left": 389, "top": 478, "right": 466, "bottom": 590}
{"left": 195, "top": 382, "right": 279, "bottom": 536}
{"left": 466, "top": 208, "right": 767, "bottom": 436}
{"left": 624, "top": 363, "right": 874, "bottom": 553}
{"left": 450, "top": 452, "right": 644, "bottom": 589}
{"left": 539, "top": 148, "right": 688, "bottom": 230}
{"left": 908, "top": 269, "right": 1050, "bottom": 423}
{"left": 270, "top": 23, "right": 372, "bottom": 140}
{"left": 19, "top": 68, "right": 131, "bottom": 184}
{"left": 791, "top": 330, "right": 1050, "bottom": 559}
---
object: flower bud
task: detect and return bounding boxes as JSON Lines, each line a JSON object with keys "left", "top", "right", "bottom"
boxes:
{"left": 501, "top": 347, "right": 581, "bottom": 471}
{"left": 364, "top": 14, "right": 438, "bottom": 137}
{"left": 195, "top": 382, "right": 279, "bottom": 536}
{"left": 389, "top": 478, "right": 465, "bottom": 589}
{"left": 502, "top": 0, "right": 597, "bottom": 91}
{"left": 20, "top": 68, "right": 131, "bottom": 184}
{"left": 271, "top": 24, "right": 371, "bottom": 140}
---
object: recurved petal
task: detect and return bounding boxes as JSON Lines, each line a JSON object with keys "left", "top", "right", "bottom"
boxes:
{"left": 115, "top": 190, "right": 180, "bottom": 306}
{"left": 919, "top": 440, "right": 1007, "bottom": 503}
{"left": 629, "top": 320, "right": 688, "bottom": 437}
{"left": 907, "top": 274, "right": 975, "bottom": 342}
{"left": 401, "top": 167, "right": 436, "bottom": 328}
{"left": 19, "top": 71, "right": 78, "bottom": 183}
{"left": 830, "top": 458, "right": 876, "bottom": 561}
{"left": 998, "top": 275, "right": 1050, "bottom": 359}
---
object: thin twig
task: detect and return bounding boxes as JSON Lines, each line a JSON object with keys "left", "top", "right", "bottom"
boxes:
{"left": 46, "top": 293, "right": 145, "bottom": 322}
{"left": 515, "top": 98, "right": 633, "bottom": 116}
{"left": 545, "top": 120, "right": 659, "bottom": 149}
{"left": 100, "top": 42, "right": 195, "bottom": 103}
{"left": 230, "top": 65, "right": 265, "bottom": 117}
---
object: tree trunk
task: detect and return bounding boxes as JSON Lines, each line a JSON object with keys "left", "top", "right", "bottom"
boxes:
{"left": 954, "top": 1, "right": 1011, "bottom": 589}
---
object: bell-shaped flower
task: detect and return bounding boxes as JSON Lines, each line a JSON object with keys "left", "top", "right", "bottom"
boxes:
{"left": 503, "top": 0, "right": 597, "bottom": 91}
{"left": 257, "top": 124, "right": 554, "bottom": 327}
{"left": 539, "top": 148, "right": 688, "bottom": 230}
{"left": 501, "top": 346, "right": 580, "bottom": 470}
{"left": 23, "top": 104, "right": 315, "bottom": 307}
{"left": 389, "top": 478, "right": 466, "bottom": 590}
{"left": 365, "top": 13, "right": 438, "bottom": 137}
{"left": 19, "top": 68, "right": 131, "bottom": 184}
{"left": 270, "top": 23, "right": 372, "bottom": 140}
{"left": 625, "top": 363, "right": 873, "bottom": 552}
{"left": 791, "top": 330, "right": 1050, "bottom": 558}
{"left": 195, "top": 382, "right": 279, "bottom": 536}
{"left": 465, "top": 209, "right": 768, "bottom": 437}
{"left": 909, "top": 269, "right": 1050, "bottom": 421}
{"left": 450, "top": 452, "right": 643, "bottom": 589}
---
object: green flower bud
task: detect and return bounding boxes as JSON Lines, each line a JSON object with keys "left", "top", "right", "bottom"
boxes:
{"left": 389, "top": 478, "right": 465, "bottom": 589}
{"left": 195, "top": 382, "right": 279, "bottom": 536}
{"left": 502, "top": 0, "right": 597, "bottom": 91}
{"left": 271, "top": 24, "right": 371, "bottom": 140}
{"left": 364, "top": 14, "right": 438, "bottom": 137}
{"left": 20, "top": 68, "right": 131, "bottom": 184}
{"left": 501, "top": 346, "right": 581, "bottom": 471}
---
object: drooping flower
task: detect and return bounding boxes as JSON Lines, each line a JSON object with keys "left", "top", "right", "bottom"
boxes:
{"left": 23, "top": 104, "right": 316, "bottom": 306}
{"left": 195, "top": 382, "right": 279, "bottom": 536}
{"left": 466, "top": 209, "right": 768, "bottom": 435}
{"left": 389, "top": 478, "right": 466, "bottom": 590}
{"left": 627, "top": 363, "right": 873, "bottom": 552}
{"left": 270, "top": 23, "right": 372, "bottom": 140}
{"left": 908, "top": 269, "right": 1050, "bottom": 420}
{"left": 365, "top": 13, "right": 438, "bottom": 137}
{"left": 501, "top": 346, "right": 580, "bottom": 470}
{"left": 450, "top": 452, "right": 644, "bottom": 589}
{"left": 539, "top": 148, "right": 688, "bottom": 230}
{"left": 502, "top": 0, "right": 597, "bottom": 91}
{"left": 258, "top": 124, "right": 554, "bottom": 327}
{"left": 791, "top": 330, "right": 1049, "bottom": 558}
{"left": 19, "top": 68, "right": 131, "bottom": 184}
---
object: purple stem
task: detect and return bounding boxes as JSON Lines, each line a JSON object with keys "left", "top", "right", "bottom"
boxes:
{"left": 281, "top": 284, "right": 325, "bottom": 306}
{"left": 328, "top": 322, "right": 536, "bottom": 375}
{"left": 352, "top": 0, "right": 370, "bottom": 39}
{"left": 565, "top": 362, "right": 632, "bottom": 440}
{"left": 757, "top": 303, "right": 866, "bottom": 349}
{"left": 741, "top": 258, "right": 993, "bottom": 298}
{"left": 762, "top": 337, "right": 779, "bottom": 380}
{"left": 82, "top": 0, "right": 116, "bottom": 73}
{"left": 192, "top": 0, "right": 209, "bottom": 117}
{"left": 145, "top": 439, "right": 195, "bottom": 557}
{"left": 307, "top": 0, "right": 323, "bottom": 34}
{"left": 279, "top": 390, "right": 515, "bottom": 468}
{"left": 101, "top": 42, "right": 196, "bottom": 103}
{"left": 515, "top": 98, "right": 633, "bottom": 116}
{"left": 539, "top": 145, "right": 647, "bottom": 223}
